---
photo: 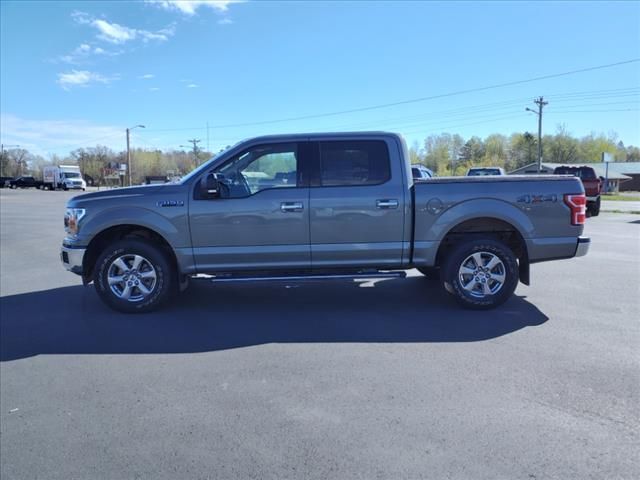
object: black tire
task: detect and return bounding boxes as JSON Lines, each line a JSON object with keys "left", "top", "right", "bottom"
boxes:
{"left": 441, "top": 238, "right": 519, "bottom": 310}
{"left": 63, "top": 185, "right": 68, "bottom": 191}
{"left": 94, "top": 239, "right": 175, "bottom": 313}
{"left": 590, "top": 197, "right": 601, "bottom": 216}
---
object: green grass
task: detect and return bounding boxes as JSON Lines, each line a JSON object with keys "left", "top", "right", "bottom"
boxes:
{"left": 601, "top": 194, "right": 640, "bottom": 202}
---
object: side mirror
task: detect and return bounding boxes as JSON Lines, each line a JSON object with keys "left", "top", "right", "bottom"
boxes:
{"left": 200, "top": 173, "right": 220, "bottom": 198}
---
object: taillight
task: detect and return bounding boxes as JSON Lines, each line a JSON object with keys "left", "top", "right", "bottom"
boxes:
{"left": 564, "top": 194, "right": 586, "bottom": 225}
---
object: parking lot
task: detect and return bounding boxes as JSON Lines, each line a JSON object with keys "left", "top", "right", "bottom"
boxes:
{"left": 1, "top": 188, "right": 638, "bottom": 479}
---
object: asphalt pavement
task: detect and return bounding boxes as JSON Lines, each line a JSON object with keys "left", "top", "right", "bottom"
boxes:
{"left": 1, "top": 188, "right": 639, "bottom": 479}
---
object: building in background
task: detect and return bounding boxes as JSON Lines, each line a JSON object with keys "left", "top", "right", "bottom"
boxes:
{"left": 509, "top": 162, "right": 638, "bottom": 193}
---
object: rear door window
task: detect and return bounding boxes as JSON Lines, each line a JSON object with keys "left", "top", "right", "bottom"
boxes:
{"left": 318, "top": 140, "right": 390, "bottom": 187}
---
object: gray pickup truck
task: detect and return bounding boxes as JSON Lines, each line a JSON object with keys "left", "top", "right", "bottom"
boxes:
{"left": 61, "top": 132, "right": 589, "bottom": 313}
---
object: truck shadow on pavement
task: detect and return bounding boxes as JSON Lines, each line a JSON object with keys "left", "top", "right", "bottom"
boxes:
{"left": 0, "top": 277, "right": 548, "bottom": 361}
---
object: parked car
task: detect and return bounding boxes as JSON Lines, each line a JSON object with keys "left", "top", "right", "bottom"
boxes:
{"left": 466, "top": 167, "right": 506, "bottom": 176}
{"left": 553, "top": 166, "right": 601, "bottom": 216}
{"left": 411, "top": 164, "right": 434, "bottom": 180}
{"left": 61, "top": 132, "right": 589, "bottom": 313}
{"left": 9, "top": 176, "right": 43, "bottom": 189}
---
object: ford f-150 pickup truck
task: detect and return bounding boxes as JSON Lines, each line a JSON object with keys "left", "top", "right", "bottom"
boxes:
{"left": 61, "top": 132, "right": 590, "bottom": 313}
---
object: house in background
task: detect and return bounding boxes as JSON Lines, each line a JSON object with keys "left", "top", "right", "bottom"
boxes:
{"left": 509, "top": 162, "right": 636, "bottom": 193}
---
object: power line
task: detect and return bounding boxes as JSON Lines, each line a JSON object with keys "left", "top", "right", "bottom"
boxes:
{"left": 138, "top": 86, "right": 640, "bottom": 135}
{"left": 547, "top": 108, "right": 640, "bottom": 113}
{"left": 400, "top": 113, "right": 528, "bottom": 136}
{"left": 198, "top": 59, "right": 639, "bottom": 129}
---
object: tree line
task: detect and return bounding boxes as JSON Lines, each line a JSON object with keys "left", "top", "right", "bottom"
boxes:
{"left": 410, "top": 127, "right": 639, "bottom": 176}
{"left": 0, "top": 145, "right": 215, "bottom": 185}
{"left": 1, "top": 127, "right": 638, "bottom": 184}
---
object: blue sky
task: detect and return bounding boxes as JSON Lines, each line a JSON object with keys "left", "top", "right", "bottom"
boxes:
{"left": 1, "top": 0, "right": 639, "bottom": 157}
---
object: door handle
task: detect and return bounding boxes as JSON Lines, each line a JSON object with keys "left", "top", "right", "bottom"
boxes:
{"left": 281, "top": 202, "right": 304, "bottom": 213}
{"left": 376, "top": 199, "right": 399, "bottom": 209}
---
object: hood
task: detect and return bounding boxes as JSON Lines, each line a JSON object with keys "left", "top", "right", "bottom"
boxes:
{"left": 67, "top": 184, "right": 170, "bottom": 206}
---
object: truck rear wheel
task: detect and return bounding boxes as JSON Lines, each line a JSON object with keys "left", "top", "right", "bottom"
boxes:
{"left": 441, "top": 238, "right": 518, "bottom": 310}
{"left": 589, "top": 197, "right": 601, "bottom": 216}
{"left": 94, "top": 239, "right": 175, "bottom": 313}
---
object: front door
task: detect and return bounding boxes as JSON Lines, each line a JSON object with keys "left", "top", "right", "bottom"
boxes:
{"left": 189, "top": 142, "right": 310, "bottom": 272}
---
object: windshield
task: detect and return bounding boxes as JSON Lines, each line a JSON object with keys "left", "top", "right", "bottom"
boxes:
{"left": 63, "top": 172, "right": 80, "bottom": 178}
{"left": 555, "top": 167, "right": 597, "bottom": 180}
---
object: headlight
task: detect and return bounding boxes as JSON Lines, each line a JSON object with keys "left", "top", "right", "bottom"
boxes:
{"left": 64, "top": 208, "right": 86, "bottom": 235}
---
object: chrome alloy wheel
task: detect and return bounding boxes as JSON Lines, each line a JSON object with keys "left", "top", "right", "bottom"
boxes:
{"left": 458, "top": 251, "right": 506, "bottom": 298}
{"left": 107, "top": 254, "right": 157, "bottom": 302}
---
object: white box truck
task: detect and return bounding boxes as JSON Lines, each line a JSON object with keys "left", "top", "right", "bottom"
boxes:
{"left": 43, "top": 165, "right": 86, "bottom": 191}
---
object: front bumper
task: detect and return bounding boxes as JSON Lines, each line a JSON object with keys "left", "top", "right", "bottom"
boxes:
{"left": 575, "top": 236, "right": 590, "bottom": 257}
{"left": 61, "top": 244, "right": 86, "bottom": 275}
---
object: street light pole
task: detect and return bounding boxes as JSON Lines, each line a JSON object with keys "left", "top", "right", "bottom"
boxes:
{"left": 126, "top": 125, "right": 145, "bottom": 186}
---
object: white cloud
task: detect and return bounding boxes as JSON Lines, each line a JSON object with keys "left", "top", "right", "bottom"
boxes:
{"left": 149, "top": 87, "right": 160, "bottom": 91}
{"left": 57, "top": 43, "right": 119, "bottom": 64}
{"left": 139, "top": 74, "right": 155, "bottom": 79}
{"left": 92, "top": 19, "right": 137, "bottom": 44}
{"left": 56, "top": 70, "right": 117, "bottom": 90}
{"left": 0, "top": 113, "right": 124, "bottom": 156}
{"left": 72, "top": 12, "right": 174, "bottom": 44}
{"left": 218, "top": 17, "right": 233, "bottom": 25}
{"left": 147, "top": 0, "right": 244, "bottom": 15}
{"left": 71, "top": 10, "right": 92, "bottom": 25}
{"left": 186, "top": 83, "right": 199, "bottom": 88}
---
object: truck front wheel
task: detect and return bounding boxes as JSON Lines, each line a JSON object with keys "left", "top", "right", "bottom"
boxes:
{"left": 94, "top": 239, "right": 175, "bottom": 313}
{"left": 441, "top": 238, "right": 518, "bottom": 310}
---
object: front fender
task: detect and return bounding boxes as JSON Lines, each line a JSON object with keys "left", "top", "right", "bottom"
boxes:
{"left": 77, "top": 206, "right": 187, "bottom": 248}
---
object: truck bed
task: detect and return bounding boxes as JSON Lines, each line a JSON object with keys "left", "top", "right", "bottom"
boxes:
{"left": 412, "top": 174, "right": 585, "bottom": 265}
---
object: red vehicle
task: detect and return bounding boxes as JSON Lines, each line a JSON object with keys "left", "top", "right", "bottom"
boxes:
{"left": 553, "top": 166, "right": 601, "bottom": 216}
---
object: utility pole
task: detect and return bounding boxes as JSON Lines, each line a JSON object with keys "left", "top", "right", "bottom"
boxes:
{"left": 126, "top": 125, "right": 145, "bottom": 186}
{"left": 187, "top": 139, "right": 201, "bottom": 166}
{"left": 526, "top": 97, "right": 548, "bottom": 173}
{"left": 206, "top": 121, "right": 210, "bottom": 153}
{"left": 1, "top": 144, "right": 21, "bottom": 177}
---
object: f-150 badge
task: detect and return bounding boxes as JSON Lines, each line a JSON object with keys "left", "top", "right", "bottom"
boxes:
{"left": 157, "top": 200, "right": 184, "bottom": 207}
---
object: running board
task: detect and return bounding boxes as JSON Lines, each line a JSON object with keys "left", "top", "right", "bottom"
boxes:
{"left": 203, "top": 271, "right": 407, "bottom": 284}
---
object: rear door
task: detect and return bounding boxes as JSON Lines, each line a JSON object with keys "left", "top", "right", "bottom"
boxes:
{"left": 308, "top": 137, "right": 408, "bottom": 268}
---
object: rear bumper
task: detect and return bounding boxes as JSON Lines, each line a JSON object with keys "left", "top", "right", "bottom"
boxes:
{"left": 526, "top": 235, "right": 590, "bottom": 263}
{"left": 574, "top": 236, "right": 590, "bottom": 257}
{"left": 61, "top": 244, "right": 85, "bottom": 275}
